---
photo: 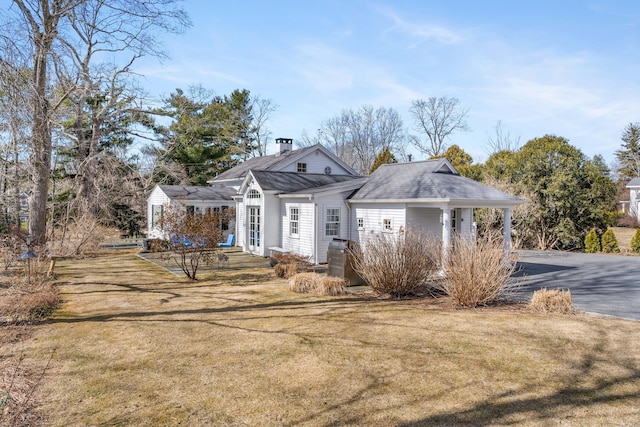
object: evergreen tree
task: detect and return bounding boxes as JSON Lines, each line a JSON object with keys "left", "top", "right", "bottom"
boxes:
{"left": 601, "top": 228, "right": 620, "bottom": 253}
{"left": 369, "top": 148, "right": 397, "bottom": 174}
{"left": 615, "top": 123, "right": 640, "bottom": 181}
{"left": 631, "top": 229, "right": 640, "bottom": 253}
{"left": 584, "top": 229, "right": 601, "bottom": 253}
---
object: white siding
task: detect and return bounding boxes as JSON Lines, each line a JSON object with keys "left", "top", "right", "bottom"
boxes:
{"left": 262, "top": 193, "right": 281, "bottom": 256}
{"left": 281, "top": 201, "right": 315, "bottom": 259}
{"left": 405, "top": 207, "right": 442, "bottom": 240}
{"left": 349, "top": 203, "right": 406, "bottom": 247}
{"left": 147, "top": 186, "right": 170, "bottom": 238}
{"left": 278, "top": 151, "right": 353, "bottom": 176}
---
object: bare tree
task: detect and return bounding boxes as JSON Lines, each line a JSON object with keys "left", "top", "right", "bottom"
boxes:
{"left": 310, "top": 105, "right": 405, "bottom": 174}
{"left": 249, "top": 96, "right": 278, "bottom": 157}
{"left": 4, "top": 0, "right": 190, "bottom": 245}
{"left": 485, "top": 120, "right": 521, "bottom": 154}
{"left": 409, "top": 96, "right": 469, "bottom": 157}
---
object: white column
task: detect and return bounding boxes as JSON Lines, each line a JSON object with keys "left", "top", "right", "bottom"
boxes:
{"left": 503, "top": 207, "right": 512, "bottom": 261}
{"left": 441, "top": 208, "right": 451, "bottom": 256}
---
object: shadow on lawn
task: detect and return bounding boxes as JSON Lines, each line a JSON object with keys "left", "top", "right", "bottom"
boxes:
{"left": 47, "top": 295, "right": 370, "bottom": 324}
{"left": 286, "top": 325, "right": 640, "bottom": 426}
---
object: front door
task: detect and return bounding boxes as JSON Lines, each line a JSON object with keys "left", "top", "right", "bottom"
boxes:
{"left": 247, "top": 207, "right": 261, "bottom": 253}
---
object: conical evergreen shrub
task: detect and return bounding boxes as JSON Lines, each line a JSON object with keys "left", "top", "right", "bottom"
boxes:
{"left": 631, "top": 229, "right": 640, "bottom": 253}
{"left": 584, "top": 229, "right": 601, "bottom": 253}
{"left": 601, "top": 228, "right": 620, "bottom": 253}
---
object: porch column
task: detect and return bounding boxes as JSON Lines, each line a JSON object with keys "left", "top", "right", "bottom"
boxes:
{"left": 503, "top": 207, "right": 512, "bottom": 260}
{"left": 441, "top": 208, "right": 451, "bottom": 256}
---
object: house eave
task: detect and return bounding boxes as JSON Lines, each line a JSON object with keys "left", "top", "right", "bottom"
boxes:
{"left": 348, "top": 198, "right": 524, "bottom": 207}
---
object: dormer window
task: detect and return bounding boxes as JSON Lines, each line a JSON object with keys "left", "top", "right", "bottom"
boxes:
{"left": 297, "top": 162, "right": 307, "bottom": 173}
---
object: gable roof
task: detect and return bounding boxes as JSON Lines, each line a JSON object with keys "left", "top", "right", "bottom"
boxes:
{"left": 246, "top": 171, "right": 362, "bottom": 194}
{"left": 349, "top": 159, "right": 523, "bottom": 206}
{"left": 158, "top": 185, "right": 236, "bottom": 201}
{"left": 210, "top": 144, "right": 358, "bottom": 182}
{"left": 626, "top": 177, "right": 640, "bottom": 188}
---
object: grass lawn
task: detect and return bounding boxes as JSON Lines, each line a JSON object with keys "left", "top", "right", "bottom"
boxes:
{"left": 6, "top": 252, "right": 640, "bottom": 426}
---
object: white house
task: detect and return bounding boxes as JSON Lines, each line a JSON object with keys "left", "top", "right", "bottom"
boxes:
{"left": 147, "top": 185, "right": 236, "bottom": 239}
{"left": 623, "top": 178, "right": 640, "bottom": 220}
{"left": 147, "top": 138, "right": 523, "bottom": 263}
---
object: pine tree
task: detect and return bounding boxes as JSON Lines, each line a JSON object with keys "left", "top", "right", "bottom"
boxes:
{"left": 369, "top": 148, "right": 397, "bottom": 174}
{"left": 584, "top": 229, "right": 601, "bottom": 253}
{"left": 601, "top": 229, "right": 620, "bottom": 253}
{"left": 631, "top": 229, "right": 640, "bottom": 253}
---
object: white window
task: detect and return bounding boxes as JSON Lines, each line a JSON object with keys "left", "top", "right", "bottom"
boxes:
{"left": 297, "top": 162, "right": 307, "bottom": 173}
{"left": 247, "top": 189, "right": 261, "bottom": 199}
{"left": 194, "top": 206, "right": 203, "bottom": 216}
{"left": 383, "top": 218, "right": 392, "bottom": 231}
{"left": 151, "top": 205, "right": 163, "bottom": 227}
{"left": 357, "top": 217, "right": 364, "bottom": 230}
{"left": 451, "top": 209, "right": 457, "bottom": 231}
{"left": 290, "top": 207, "right": 299, "bottom": 236}
{"left": 325, "top": 208, "right": 340, "bottom": 237}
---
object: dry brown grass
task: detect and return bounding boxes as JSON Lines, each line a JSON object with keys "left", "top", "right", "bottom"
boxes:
{"left": 612, "top": 226, "right": 639, "bottom": 253}
{"left": 2, "top": 253, "right": 639, "bottom": 426}
{"left": 317, "top": 276, "right": 348, "bottom": 296}
{"left": 288, "top": 273, "right": 348, "bottom": 296}
{"left": 531, "top": 288, "right": 577, "bottom": 314}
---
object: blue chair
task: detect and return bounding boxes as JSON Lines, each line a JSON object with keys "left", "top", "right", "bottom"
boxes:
{"left": 218, "top": 234, "right": 234, "bottom": 248}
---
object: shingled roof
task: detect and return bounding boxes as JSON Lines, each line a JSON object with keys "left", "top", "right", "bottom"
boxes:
{"left": 212, "top": 145, "right": 319, "bottom": 181}
{"left": 349, "top": 159, "right": 522, "bottom": 206}
{"left": 249, "top": 171, "right": 362, "bottom": 193}
{"left": 158, "top": 185, "right": 236, "bottom": 201}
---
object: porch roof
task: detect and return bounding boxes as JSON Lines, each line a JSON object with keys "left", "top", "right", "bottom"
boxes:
{"left": 348, "top": 160, "right": 523, "bottom": 207}
{"left": 158, "top": 185, "right": 236, "bottom": 201}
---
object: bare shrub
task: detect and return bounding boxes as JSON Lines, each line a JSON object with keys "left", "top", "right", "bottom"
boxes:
{"left": 159, "top": 206, "right": 226, "bottom": 280}
{"left": 288, "top": 272, "right": 319, "bottom": 293}
{"left": 0, "top": 227, "right": 26, "bottom": 271}
{"left": 1, "top": 281, "right": 61, "bottom": 324}
{"left": 317, "top": 276, "right": 347, "bottom": 296}
{"left": 52, "top": 214, "right": 119, "bottom": 257}
{"left": 618, "top": 214, "right": 638, "bottom": 228}
{"left": 530, "top": 288, "right": 576, "bottom": 314}
{"left": 272, "top": 253, "right": 312, "bottom": 279}
{"left": 348, "top": 228, "right": 441, "bottom": 297}
{"left": 274, "top": 263, "right": 299, "bottom": 279}
{"left": 437, "top": 236, "right": 519, "bottom": 307}
{"left": 148, "top": 238, "right": 170, "bottom": 253}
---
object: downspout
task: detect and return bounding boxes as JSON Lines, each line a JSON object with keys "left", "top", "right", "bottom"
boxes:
{"left": 313, "top": 201, "right": 318, "bottom": 265}
{"left": 345, "top": 200, "right": 352, "bottom": 241}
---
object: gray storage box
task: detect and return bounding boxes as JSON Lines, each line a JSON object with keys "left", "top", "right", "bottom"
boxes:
{"left": 327, "top": 239, "right": 365, "bottom": 286}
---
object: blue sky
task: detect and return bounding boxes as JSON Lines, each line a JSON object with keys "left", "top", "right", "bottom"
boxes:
{"left": 137, "top": 0, "right": 640, "bottom": 165}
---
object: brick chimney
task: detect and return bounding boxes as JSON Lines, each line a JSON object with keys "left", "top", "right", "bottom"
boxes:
{"left": 275, "top": 138, "right": 293, "bottom": 155}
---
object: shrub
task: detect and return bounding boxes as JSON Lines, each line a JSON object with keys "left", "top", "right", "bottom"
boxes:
{"left": 631, "top": 229, "right": 640, "bottom": 253}
{"left": 272, "top": 253, "right": 312, "bottom": 279}
{"left": 584, "top": 229, "right": 601, "bottom": 253}
{"left": 274, "top": 263, "right": 299, "bottom": 279}
{"left": 148, "top": 238, "right": 170, "bottom": 253}
{"left": 288, "top": 273, "right": 348, "bottom": 296}
{"left": 348, "top": 228, "right": 440, "bottom": 297}
{"left": 317, "top": 276, "right": 348, "bottom": 296}
{"left": 601, "top": 228, "right": 620, "bottom": 253}
{"left": 1, "top": 282, "right": 61, "bottom": 324}
{"left": 437, "top": 236, "right": 519, "bottom": 307}
{"left": 530, "top": 288, "right": 576, "bottom": 314}
{"left": 288, "top": 272, "right": 319, "bottom": 293}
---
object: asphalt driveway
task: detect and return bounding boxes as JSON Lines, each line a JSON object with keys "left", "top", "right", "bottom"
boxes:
{"left": 515, "top": 250, "right": 640, "bottom": 321}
